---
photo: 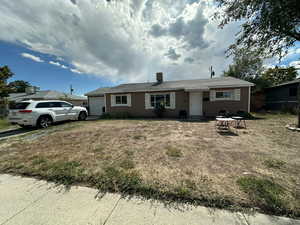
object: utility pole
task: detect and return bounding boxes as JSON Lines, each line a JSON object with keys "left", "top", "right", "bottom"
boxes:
{"left": 70, "top": 85, "right": 74, "bottom": 95}
{"left": 209, "top": 66, "right": 215, "bottom": 79}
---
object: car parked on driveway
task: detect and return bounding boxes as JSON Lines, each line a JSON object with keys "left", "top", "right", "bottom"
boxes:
{"left": 8, "top": 100, "right": 88, "bottom": 128}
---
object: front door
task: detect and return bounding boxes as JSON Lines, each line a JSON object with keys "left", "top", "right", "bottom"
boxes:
{"left": 189, "top": 92, "right": 203, "bottom": 116}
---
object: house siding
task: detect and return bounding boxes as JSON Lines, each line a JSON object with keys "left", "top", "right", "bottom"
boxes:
{"left": 105, "top": 87, "right": 250, "bottom": 118}
{"left": 106, "top": 90, "right": 189, "bottom": 118}
{"left": 203, "top": 87, "right": 250, "bottom": 117}
{"left": 265, "top": 83, "right": 298, "bottom": 111}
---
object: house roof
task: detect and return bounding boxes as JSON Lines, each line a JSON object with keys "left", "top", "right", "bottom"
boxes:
{"left": 268, "top": 78, "right": 300, "bottom": 89}
{"left": 84, "top": 87, "right": 112, "bottom": 97}
{"left": 85, "top": 77, "right": 254, "bottom": 96}
{"left": 8, "top": 90, "right": 87, "bottom": 102}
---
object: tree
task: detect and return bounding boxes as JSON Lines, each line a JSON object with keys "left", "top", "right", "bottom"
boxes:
{"left": 215, "top": 0, "right": 300, "bottom": 58}
{"left": 223, "top": 48, "right": 268, "bottom": 90}
{"left": 261, "top": 66, "right": 298, "bottom": 86}
{"left": 0, "top": 66, "right": 14, "bottom": 98}
{"left": 8, "top": 80, "right": 31, "bottom": 93}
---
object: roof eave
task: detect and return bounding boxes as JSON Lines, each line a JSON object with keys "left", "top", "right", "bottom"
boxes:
{"left": 208, "top": 84, "right": 255, "bottom": 88}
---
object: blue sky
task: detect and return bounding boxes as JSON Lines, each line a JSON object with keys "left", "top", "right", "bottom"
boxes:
{"left": 0, "top": 41, "right": 114, "bottom": 96}
{"left": 0, "top": 0, "right": 299, "bottom": 96}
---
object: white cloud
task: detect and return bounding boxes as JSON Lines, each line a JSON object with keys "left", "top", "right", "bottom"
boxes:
{"left": 290, "top": 60, "right": 300, "bottom": 69}
{"left": 49, "top": 61, "right": 61, "bottom": 66}
{"left": 70, "top": 68, "right": 83, "bottom": 74}
{"left": 49, "top": 60, "right": 69, "bottom": 70}
{"left": 20, "top": 52, "right": 44, "bottom": 63}
{"left": 1, "top": 0, "right": 247, "bottom": 82}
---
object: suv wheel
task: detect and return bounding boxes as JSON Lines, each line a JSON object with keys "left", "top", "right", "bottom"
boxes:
{"left": 37, "top": 116, "right": 52, "bottom": 128}
{"left": 78, "top": 111, "right": 87, "bottom": 121}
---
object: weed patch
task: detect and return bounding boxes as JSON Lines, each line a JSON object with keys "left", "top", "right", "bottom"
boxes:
{"left": 237, "top": 176, "right": 286, "bottom": 213}
{"left": 133, "top": 135, "right": 144, "bottom": 140}
{"left": 41, "top": 160, "right": 84, "bottom": 186}
{"left": 264, "top": 159, "right": 286, "bottom": 169}
{"left": 93, "top": 166, "right": 142, "bottom": 193}
{"left": 166, "top": 147, "right": 182, "bottom": 158}
{"left": 93, "top": 146, "right": 104, "bottom": 153}
{"left": 119, "top": 159, "right": 135, "bottom": 170}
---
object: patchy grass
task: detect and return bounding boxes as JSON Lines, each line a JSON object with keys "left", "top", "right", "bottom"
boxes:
{"left": 0, "top": 119, "right": 11, "bottom": 130}
{"left": 264, "top": 159, "right": 286, "bottom": 169}
{"left": 166, "top": 146, "right": 182, "bottom": 158}
{"left": 237, "top": 176, "right": 286, "bottom": 213}
{"left": 0, "top": 114, "right": 299, "bottom": 218}
{"left": 119, "top": 159, "right": 135, "bottom": 170}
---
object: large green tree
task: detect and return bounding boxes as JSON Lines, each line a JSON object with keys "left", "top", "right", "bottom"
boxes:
{"left": 223, "top": 49, "right": 298, "bottom": 91}
{"left": 261, "top": 66, "right": 298, "bottom": 86}
{"left": 222, "top": 48, "right": 271, "bottom": 91}
{"left": 8, "top": 80, "right": 31, "bottom": 93}
{"left": 223, "top": 48, "right": 263, "bottom": 80}
{"left": 0, "top": 66, "right": 14, "bottom": 98}
{"left": 215, "top": 0, "right": 300, "bottom": 58}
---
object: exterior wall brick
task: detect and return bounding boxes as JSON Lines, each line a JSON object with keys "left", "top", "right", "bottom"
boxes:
{"left": 203, "top": 87, "right": 250, "bottom": 117}
{"left": 106, "top": 90, "right": 189, "bottom": 118}
{"left": 105, "top": 87, "right": 250, "bottom": 118}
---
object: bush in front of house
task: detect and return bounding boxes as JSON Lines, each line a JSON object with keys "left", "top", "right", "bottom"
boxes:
{"left": 153, "top": 103, "right": 165, "bottom": 118}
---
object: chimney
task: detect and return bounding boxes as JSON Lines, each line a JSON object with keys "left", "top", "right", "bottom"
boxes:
{"left": 156, "top": 72, "right": 163, "bottom": 83}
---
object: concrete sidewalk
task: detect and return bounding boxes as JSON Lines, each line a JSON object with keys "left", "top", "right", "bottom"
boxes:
{"left": 0, "top": 174, "right": 299, "bottom": 225}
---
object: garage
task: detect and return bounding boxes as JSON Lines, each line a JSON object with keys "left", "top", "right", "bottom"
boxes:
{"left": 85, "top": 87, "right": 110, "bottom": 116}
{"left": 88, "top": 96, "right": 105, "bottom": 116}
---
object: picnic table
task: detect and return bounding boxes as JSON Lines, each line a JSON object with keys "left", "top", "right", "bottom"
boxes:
{"left": 232, "top": 116, "right": 247, "bottom": 128}
{"left": 215, "top": 118, "right": 235, "bottom": 131}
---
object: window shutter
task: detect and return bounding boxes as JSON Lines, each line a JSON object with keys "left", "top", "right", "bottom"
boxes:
{"left": 145, "top": 93, "right": 150, "bottom": 109}
{"left": 210, "top": 90, "right": 215, "bottom": 101}
{"left": 170, "top": 92, "right": 176, "bottom": 109}
{"left": 234, "top": 89, "right": 241, "bottom": 101}
{"left": 111, "top": 95, "right": 116, "bottom": 107}
{"left": 127, "top": 94, "right": 131, "bottom": 107}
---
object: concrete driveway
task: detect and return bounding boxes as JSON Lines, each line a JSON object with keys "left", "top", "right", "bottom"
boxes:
{"left": 0, "top": 174, "right": 299, "bottom": 225}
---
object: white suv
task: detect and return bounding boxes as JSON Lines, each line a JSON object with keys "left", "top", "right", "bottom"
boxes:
{"left": 8, "top": 100, "right": 88, "bottom": 128}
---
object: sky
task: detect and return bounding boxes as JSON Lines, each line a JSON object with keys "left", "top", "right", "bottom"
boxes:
{"left": 0, "top": 0, "right": 299, "bottom": 96}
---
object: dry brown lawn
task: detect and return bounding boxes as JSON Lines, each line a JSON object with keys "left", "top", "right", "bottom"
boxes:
{"left": 0, "top": 114, "right": 299, "bottom": 216}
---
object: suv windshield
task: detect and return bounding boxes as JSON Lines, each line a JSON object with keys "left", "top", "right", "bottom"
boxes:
{"left": 9, "top": 102, "right": 30, "bottom": 110}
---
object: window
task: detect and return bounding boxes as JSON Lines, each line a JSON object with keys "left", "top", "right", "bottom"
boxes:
{"left": 50, "top": 102, "right": 62, "bottom": 107}
{"left": 61, "top": 102, "right": 73, "bottom": 107}
{"left": 36, "top": 102, "right": 61, "bottom": 108}
{"left": 150, "top": 93, "right": 170, "bottom": 108}
{"left": 36, "top": 102, "right": 51, "bottom": 108}
{"left": 289, "top": 88, "right": 297, "bottom": 97}
{"left": 215, "top": 91, "right": 233, "bottom": 100}
{"left": 115, "top": 95, "right": 127, "bottom": 105}
{"left": 9, "top": 102, "right": 30, "bottom": 110}
{"left": 114, "top": 95, "right": 128, "bottom": 106}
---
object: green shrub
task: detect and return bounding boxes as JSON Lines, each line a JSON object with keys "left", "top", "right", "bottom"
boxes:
{"left": 153, "top": 104, "right": 165, "bottom": 118}
{"left": 100, "top": 113, "right": 112, "bottom": 119}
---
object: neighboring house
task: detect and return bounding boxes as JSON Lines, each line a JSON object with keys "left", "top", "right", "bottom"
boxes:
{"left": 264, "top": 79, "right": 299, "bottom": 111}
{"left": 8, "top": 87, "right": 87, "bottom": 107}
{"left": 85, "top": 73, "right": 254, "bottom": 118}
